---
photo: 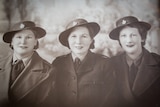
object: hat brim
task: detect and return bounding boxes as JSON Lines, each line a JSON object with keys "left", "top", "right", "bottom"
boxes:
{"left": 109, "top": 21, "right": 151, "bottom": 40}
{"left": 59, "top": 22, "right": 100, "bottom": 47}
{"left": 3, "top": 27, "right": 46, "bottom": 43}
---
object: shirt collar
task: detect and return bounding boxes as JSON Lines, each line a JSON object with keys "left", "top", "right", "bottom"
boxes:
{"left": 12, "top": 53, "right": 33, "bottom": 66}
{"left": 126, "top": 51, "right": 143, "bottom": 67}
{"left": 71, "top": 52, "right": 88, "bottom": 62}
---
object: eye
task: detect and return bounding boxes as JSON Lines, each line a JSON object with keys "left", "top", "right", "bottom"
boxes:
{"left": 16, "top": 36, "right": 22, "bottom": 39}
{"left": 131, "top": 33, "right": 137, "bottom": 37}
{"left": 120, "top": 34, "right": 126, "bottom": 38}
{"left": 82, "top": 35, "right": 87, "bottom": 38}
{"left": 27, "top": 36, "right": 32, "bottom": 39}
{"left": 82, "top": 34, "right": 89, "bottom": 38}
{"left": 26, "top": 35, "right": 34, "bottom": 39}
{"left": 70, "top": 34, "right": 76, "bottom": 38}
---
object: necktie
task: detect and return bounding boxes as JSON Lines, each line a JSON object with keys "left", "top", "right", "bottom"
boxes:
{"left": 129, "top": 63, "right": 138, "bottom": 88}
{"left": 11, "top": 60, "right": 25, "bottom": 85}
{"left": 74, "top": 57, "right": 81, "bottom": 72}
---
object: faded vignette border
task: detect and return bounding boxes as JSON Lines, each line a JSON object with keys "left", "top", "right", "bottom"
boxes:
{"left": 0, "top": 0, "right": 159, "bottom": 107}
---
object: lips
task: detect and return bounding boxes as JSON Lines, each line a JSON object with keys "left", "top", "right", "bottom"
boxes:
{"left": 126, "top": 44, "right": 134, "bottom": 47}
{"left": 75, "top": 45, "right": 83, "bottom": 49}
{"left": 19, "top": 46, "right": 28, "bottom": 49}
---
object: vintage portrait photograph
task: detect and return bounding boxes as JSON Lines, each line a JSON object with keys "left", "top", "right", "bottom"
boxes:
{"left": 0, "top": 0, "right": 159, "bottom": 107}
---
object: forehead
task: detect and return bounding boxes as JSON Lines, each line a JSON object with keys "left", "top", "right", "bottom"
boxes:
{"left": 71, "top": 26, "right": 89, "bottom": 33}
{"left": 120, "top": 26, "right": 139, "bottom": 34}
{"left": 14, "top": 29, "right": 35, "bottom": 36}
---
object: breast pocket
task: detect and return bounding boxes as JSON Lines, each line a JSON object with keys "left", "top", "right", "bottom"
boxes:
{"left": 79, "top": 81, "right": 107, "bottom": 103}
{"left": 82, "top": 81, "right": 106, "bottom": 95}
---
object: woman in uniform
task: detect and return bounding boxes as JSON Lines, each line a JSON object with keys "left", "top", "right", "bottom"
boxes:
{"left": 109, "top": 16, "right": 160, "bottom": 107}
{"left": 0, "top": 21, "right": 55, "bottom": 107}
{"left": 52, "top": 18, "right": 115, "bottom": 107}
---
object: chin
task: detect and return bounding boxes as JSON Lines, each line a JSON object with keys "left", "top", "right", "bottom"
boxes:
{"left": 126, "top": 50, "right": 136, "bottom": 54}
{"left": 124, "top": 49, "right": 135, "bottom": 54}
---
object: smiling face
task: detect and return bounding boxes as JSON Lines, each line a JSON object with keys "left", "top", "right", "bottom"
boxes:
{"left": 68, "top": 26, "right": 92, "bottom": 57}
{"left": 119, "top": 26, "right": 143, "bottom": 57}
{"left": 11, "top": 30, "right": 37, "bottom": 58}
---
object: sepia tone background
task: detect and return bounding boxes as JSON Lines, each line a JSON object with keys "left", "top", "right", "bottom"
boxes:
{"left": 0, "top": 0, "right": 159, "bottom": 63}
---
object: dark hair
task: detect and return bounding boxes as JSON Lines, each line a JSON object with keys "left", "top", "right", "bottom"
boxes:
{"left": 34, "top": 41, "right": 39, "bottom": 49}
{"left": 86, "top": 25, "right": 95, "bottom": 39}
{"left": 89, "top": 40, "right": 95, "bottom": 49}
{"left": 86, "top": 25, "right": 95, "bottom": 49}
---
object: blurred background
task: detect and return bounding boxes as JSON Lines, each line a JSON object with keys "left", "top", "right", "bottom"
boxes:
{"left": 0, "top": 0, "right": 159, "bottom": 63}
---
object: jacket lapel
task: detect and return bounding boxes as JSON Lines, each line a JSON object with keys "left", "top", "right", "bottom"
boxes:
{"left": 115, "top": 54, "right": 136, "bottom": 101}
{"left": 66, "top": 53, "right": 93, "bottom": 75}
{"left": 10, "top": 52, "right": 49, "bottom": 101}
{"left": 65, "top": 54, "right": 76, "bottom": 75}
{"left": 133, "top": 49, "right": 160, "bottom": 96}
{"left": 0, "top": 54, "right": 12, "bottom": 102}
{"left": 76, "top": 52, "right": 94, "bottom": 74}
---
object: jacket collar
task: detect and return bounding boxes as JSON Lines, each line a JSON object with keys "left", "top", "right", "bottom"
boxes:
{"left": 10, "top": 52, "right": 50, "bottom": 101}
{"left": 133, "top": 48, "right": 160, "bottom": 96}
{"left": 67, "top": 51, "right": 94, "bottom": 75}
{"left": 76, "top": 51, "right": 95, "bottom": 74}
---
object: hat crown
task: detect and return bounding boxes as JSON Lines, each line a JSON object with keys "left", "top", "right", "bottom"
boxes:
{"left": 11, "top": 21, "right": 35, "bottom": 31}
{"left": 116, "top": 16, "right": 139, "bottom": 27}
{"left": 66, "top": 19, "right": 88, "bottom": 30}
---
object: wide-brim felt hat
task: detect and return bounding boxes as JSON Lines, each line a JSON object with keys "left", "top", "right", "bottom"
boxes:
{"left": 59, "top": 19, "right": 100, "bottom": 47}
{"left": 109, "top": 16, "right": 151, "bottom": 40}
{"left": 3, "top": 21, "right": 46, "bottom": 43}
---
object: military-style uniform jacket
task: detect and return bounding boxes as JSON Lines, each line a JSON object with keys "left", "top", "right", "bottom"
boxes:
{"left": 0, "top": 52, "right": 55, "bottom": 107}
{"left": 52, "top": 51, "right": 115, "bottom": 107}
{"left": 111, "top": 48, "right": 160, "bottom": 107}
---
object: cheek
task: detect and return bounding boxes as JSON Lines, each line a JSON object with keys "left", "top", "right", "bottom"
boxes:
{"left": 34, "top": 40, "right": 37, "bottom": 45}
{"left": 87, "top": 40, "right": 92, "bottom": 45}
{"left": 11, "top": 40, "right": 17, "bottom": 46}
{"left": 68, "top": 38, "right": 74, "bottom": 45}
{"left": 119, "top": 39, "right": 124, "bottom": 45}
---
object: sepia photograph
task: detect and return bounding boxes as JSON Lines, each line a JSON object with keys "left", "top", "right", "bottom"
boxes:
{"left": 0, "top": 0, "right": 159, "bottom": 107}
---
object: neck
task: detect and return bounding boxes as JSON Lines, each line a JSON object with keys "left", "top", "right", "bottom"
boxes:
{"left": 14, "top": 51, "right": 34, "bottom": 60}
{"left": 127, "top": 48, "right": 142, "bottom": 60}
{"left": 72, "top": 51, "right": 88, "bottom": 61}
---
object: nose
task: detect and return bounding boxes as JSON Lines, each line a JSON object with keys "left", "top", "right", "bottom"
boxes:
{"left": 20, "top": 37, "right": 26, "bottom": 44}
{"left": 126, "top": 35, "right": 133, "bottom": 43}
{"left": 75, "top": 37, "right": 81, "bottom": 43}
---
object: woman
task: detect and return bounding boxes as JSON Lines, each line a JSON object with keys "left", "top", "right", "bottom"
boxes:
{"left": 109, "top": 16, "right": 160, "bottom": 107}
{"left": 52, "top": 19, "right": 115, "bottom": 107}
{"left": 0, "top": 21, "right": 55, "bottom": 107}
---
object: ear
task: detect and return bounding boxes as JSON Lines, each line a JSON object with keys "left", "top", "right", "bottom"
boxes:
{"left": 10, "top": 40, "right": 14, "bottom": 47}
{"left": 141, "top": 39, "right": 145, "bottom": 42}
{"left": 34, "top": 39, "right": 38, "bottom": 46}
{"left": 11, "top": 41, "right": 13, "bottom": 46}
{"left": 90, "top": 40, "right": 95, "bottom": 49}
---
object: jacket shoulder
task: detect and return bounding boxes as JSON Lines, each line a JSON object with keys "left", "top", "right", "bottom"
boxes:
{"left": 34, "top": 52, "right": 53, "bottom": 70}
{"left": 0, "top": 53, "right": 12, "bottom": 61}
{"left": 42, "top": 59, "right": 52, "bottom": 67}
{"left": 150, "top": 52, "right": 160, "bottom": 63}
{"left": 110, "top": 53, "right": 124, "bottom": 61}
{"left": 0, "top": 54, "right": 12, "bottom": 65}
{"left": 92, "top": 52, "right": 109, "bottom": 60}
{"left": 52, "top": 54, "right": 69, "bottom": 65}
